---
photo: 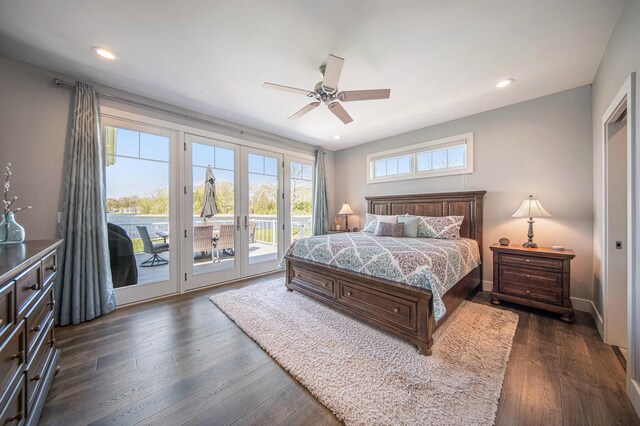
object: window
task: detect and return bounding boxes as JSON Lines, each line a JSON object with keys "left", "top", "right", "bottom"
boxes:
{"left": 366, "top": 132, "right": 473, "bottom": 183}
{"left": 289, "top": 161, "right": 313, "bottom": 241}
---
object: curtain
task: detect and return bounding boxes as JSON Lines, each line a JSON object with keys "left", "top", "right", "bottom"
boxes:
{"left": 55, "top": 82, "right": 116, "bottom": 326}
{"left": 312, "top": 149, "right": 329, "bottom": 235}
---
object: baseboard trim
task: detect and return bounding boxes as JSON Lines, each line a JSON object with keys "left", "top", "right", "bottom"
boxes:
{"left": 570, "top": 296, "right": 605, "bottom": 337}
{"left": 482, "top": 280, "right": 493, "bottom": 292}
{"left": 628, "top": 378, "right": 640, "bottom": 419}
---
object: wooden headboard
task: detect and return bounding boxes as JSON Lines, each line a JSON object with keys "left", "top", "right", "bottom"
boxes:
{"left": 366, "top": 190, "right": 486, "bottom": 257}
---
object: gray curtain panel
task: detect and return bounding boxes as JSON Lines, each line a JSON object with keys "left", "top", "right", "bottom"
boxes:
{"left": 312, "top": 149, "right": 329, "bottom": 235}
{"left": 55, "top": 82, "right": 116, "bottom": 326}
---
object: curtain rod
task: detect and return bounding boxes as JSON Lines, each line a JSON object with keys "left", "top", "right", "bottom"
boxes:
{"left": 52, "top": 78, "right": 290, "bottom": 145}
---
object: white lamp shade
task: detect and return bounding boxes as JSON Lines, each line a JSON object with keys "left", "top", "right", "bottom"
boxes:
{"left": 512, "top": 195, "right": 551, "bottom": 218}
{"left": 338, "top": 203, "right": 354, "bottom": 215}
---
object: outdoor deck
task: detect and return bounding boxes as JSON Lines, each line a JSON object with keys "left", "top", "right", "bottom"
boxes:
{"left": 130, "top": 242, "right": 278, "bottom": 285}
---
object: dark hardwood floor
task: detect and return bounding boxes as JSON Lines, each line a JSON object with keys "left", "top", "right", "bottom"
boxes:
{"left": 40, "top": 273, "right": 640, "bottom": 426}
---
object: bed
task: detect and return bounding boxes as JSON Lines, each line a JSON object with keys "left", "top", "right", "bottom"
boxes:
{"left": 284, "top": 191, "right": 486, "bottom": 355}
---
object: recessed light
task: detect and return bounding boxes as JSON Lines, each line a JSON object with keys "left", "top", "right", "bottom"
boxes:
{"left": 333, "top": 135, "right": 341, "bottom": 140}
{"left": 92, "top": 46, "right": 116, "bottom": 60}
{"left": 496, "top": 78, "right": 515, "bottom": 88}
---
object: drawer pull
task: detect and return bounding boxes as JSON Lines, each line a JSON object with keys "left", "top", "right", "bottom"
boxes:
{"left": 31, "top": 324, "right": 41, "bottom": 332}
{"left": 10, "top": 350, "right": 24, "bottom": 363}
{"left": 322, "top": 283, "right": 327, "bottom": 287}
{"left": 526, "top": 290, "right": 531, "bottom": 294}
{"left": 4, "top": 411, "right": 23, "bottom": 424}
{"left": 47, "top": 300, "right": 56, "bottom": 308}
{"left": 346, "top": 291, "right": 352, "bottom": 297}
{"left": 0, "top": 318, "right": 3, "bottom": 326}
{"left": 30, "top": 374, "right": 42, "bottom": 382}
{"left": 525, "top": 259, "right": 531, "bottom": 263}
{"left": 393, "top": 307, "right": 400, "bottom": 313}
{"left": 46, "top": 264, "right": 57, "bottom": 272}
{"left": 24, "top": 283, "right": 38, "bottom": 291}
{"left": 526, "top": 274, "right": 531, "bottom": 278}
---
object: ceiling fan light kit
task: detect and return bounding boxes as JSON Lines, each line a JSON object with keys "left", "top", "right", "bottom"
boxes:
{"left": 264, "top": 54, "right": 391, "bottom": 124}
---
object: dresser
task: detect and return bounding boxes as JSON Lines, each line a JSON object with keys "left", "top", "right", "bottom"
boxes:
{"left": 490, "top": 244, "right": 575, "bottom": 322}
{"left": 0, "top": 240, "right": 62, "bottom": 426}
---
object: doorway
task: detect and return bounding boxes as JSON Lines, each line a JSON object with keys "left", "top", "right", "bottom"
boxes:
{"left": 605, "top": 106, "right": 628, "bottom": 349}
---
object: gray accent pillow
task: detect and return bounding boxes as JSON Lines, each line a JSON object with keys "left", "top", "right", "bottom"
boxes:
{"left": 398, "top": 216, "right": 419, "bottom": 238}
{"left": 374, "top": 221, "right": 404, "bottom": 237}
{"left": 363, "top": 214, "right": 398, "bottom": 233}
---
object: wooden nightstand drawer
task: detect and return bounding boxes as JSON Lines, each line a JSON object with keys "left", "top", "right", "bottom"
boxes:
{"left": 499, "top": 265, "right": 562, "bottom": 289}
{"left": 500, "top": 280, "right": 562, "bottom": 305}
{"left": 499, "top": 253, "right": 563, "bottom": 270}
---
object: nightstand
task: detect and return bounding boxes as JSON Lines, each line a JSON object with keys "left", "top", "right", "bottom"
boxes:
{"left": 490, "top": 244, "right": 576, "bottom": 323}
{"left": 325, "top": 229, "right": 349, "bottom": 234}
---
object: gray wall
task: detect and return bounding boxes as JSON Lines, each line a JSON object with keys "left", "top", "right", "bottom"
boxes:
{"left": 0, "top": 55, "right": 334, "bottom": 241}
{"left": 334, "top": 86, "right": 594, "bottom": 301}
{"left": 591, "top": 0, "right": 640, "bottom": 318}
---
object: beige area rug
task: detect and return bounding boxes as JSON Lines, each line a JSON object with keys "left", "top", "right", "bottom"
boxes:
{"left": 210, "top": 278, "right": 518, "bottom": 426}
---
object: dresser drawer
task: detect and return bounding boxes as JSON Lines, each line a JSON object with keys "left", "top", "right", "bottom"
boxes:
{"left": 0, "top": 281, "right": 15, "bottom": 341}
{"left": 338, "top": 281, "right": 417, "bottom": 331}
{"left": 290, "top": 266, "right": 336, "bottom": 299}
{"left": 0, "top": 375, "right": 26, "bottom": 426}
{"left": 25, "top": 288, "right": 54, "bottom": 357}
{"left": 500, "top": 280, "right": 562, "bottom": 305}
{"left": 499, "top": 265, "right": 562, "bottom": 289}
{"left": 25, "top": 319, "right": 54, "bottom": 411}
{"left": 15, "top": 263, "right": 41, "bottom": 319}
{"left": 41, "top": 251, "right": 57, "bottom": 287}
{"left": 499, "top": 253, "right": 563, "bottom": 270}
{"left": 0, "top": 323, "right": 26, "bottom": 403}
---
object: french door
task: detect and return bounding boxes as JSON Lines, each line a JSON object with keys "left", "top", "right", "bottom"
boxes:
{"left": 102, "top": 109, "right": 311, "bottom": 303}
{"left": 183, "top": 136, "right": 285, "bottom": 290}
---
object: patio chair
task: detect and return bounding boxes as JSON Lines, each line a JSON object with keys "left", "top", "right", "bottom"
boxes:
{"left": 137, "top": 225, "right": 169, "bottom": 267}
{"left": 214, "top": 224, "right": 235, "bottom": 260}
{"left": 193, "top": 222, "right": 216, "bottom": 258}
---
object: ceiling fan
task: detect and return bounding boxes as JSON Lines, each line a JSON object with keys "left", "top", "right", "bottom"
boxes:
{"left": 263, "top": 54, "right": 391, "bottom": 125}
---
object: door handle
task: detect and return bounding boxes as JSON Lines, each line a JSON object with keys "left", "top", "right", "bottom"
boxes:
{"left": 244, "top": 216, "right": 249, "bottom": 230}
{"left": 236, "top": 216, "right": 241, "bottom": 231}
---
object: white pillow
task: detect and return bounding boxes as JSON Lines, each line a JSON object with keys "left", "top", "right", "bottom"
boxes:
{"left": 363, "top": 214, "right": 398, "bottom": 233}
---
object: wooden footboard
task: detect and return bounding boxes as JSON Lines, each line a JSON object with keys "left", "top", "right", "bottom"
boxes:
{"left": 285, "top": 256, "right": 482, "bottom": 355}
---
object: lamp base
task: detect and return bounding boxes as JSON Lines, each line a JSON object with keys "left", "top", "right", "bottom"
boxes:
{"left": 522, "top": 241, "right": 538, "bottom": 248}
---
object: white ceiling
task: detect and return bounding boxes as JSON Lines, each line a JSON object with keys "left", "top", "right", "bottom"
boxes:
{"left": 0, "top": 0, "right": 624, "bottom": 150}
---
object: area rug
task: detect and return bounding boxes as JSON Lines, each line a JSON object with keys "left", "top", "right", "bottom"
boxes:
{"left": 210, "top": 278, "right": 518, "bottom": 426}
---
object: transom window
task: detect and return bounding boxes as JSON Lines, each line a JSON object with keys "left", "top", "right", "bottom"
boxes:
{"left": 367, "top": 132, "right": 473, "bottom": 183}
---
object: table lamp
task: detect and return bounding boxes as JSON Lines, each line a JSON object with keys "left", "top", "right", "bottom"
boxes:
{"left": 512, "top": 195, "right": 551, "bottom": 248}
{"left": 338, "top": 202, "right": 354, "bottom": 231}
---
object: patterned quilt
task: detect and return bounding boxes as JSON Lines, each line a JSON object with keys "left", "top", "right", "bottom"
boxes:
{"left": 282, "top": 232, "right": 481, "bottom": 321}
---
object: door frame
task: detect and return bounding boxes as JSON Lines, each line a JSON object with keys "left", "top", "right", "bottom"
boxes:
{"left": 240, "top": 146, "right": 285, "bottom": 276}
{"left": 183, "top": 133, "right": 241, "bottom": 290}
{"left": 100, "top": 114, "right": 181, "bottom": 305}
{"left": 601, "top": 72, "right": 639, "bottom": 412}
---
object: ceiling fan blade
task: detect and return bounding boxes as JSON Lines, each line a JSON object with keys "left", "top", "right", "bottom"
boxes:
{"left": 322, "top": 54, "right": 344, "bottom": 93}
{"left": 263, "top": 82, "right": 313, "bottom": 97}
{"left": 338, "top": 89, "right": 391, "bottom": 102}
{"left": 288, "top": 102, "right": 321, "bottom": 120}
{"left": 327, "top": 102, "right": 353, "bottom": 124}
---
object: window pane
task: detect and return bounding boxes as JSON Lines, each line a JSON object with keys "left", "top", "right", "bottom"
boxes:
{"left": 140, "top": 133, "right": 169, "bottom": 162}
{"left": 447, "top": 146, "right": 465, "bottom": 168}
{"left": 387, "top": 158, "right": 398, "bottom": 175}
{"left": 192, "top": 142, "right": 215, "bottom": 167}
{"left": 215, "top": 147, "right": 234, "bottom": 170}
{"left": 248, "top": 153, "right": 263, "bottom": 174}
{"left": 374, "top": 160, "right": 387, "bottom": 177}
{"left": 290, "top": 161, "right": 313, "bottom": 241}
{"left": 417, "top": 152, "right": 432, "bottom": 171}
{"left": 302, "top": 164, "right": 313, "bottom": 181}
{"left": 264, "top": 157, "right": 278, "bottom": 176}
{"left": 398, "top": 156, "right": 411, "bottom": 174}
{"left": 432, "top": 150, "right": 447, "bottom": 169}
{"left": 114, "top": 128, "right": 139, "bottom": 157}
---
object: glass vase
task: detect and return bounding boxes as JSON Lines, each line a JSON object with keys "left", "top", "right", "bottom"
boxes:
{"left": 0, "top": 212, "right": 26, "bottom": 244}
